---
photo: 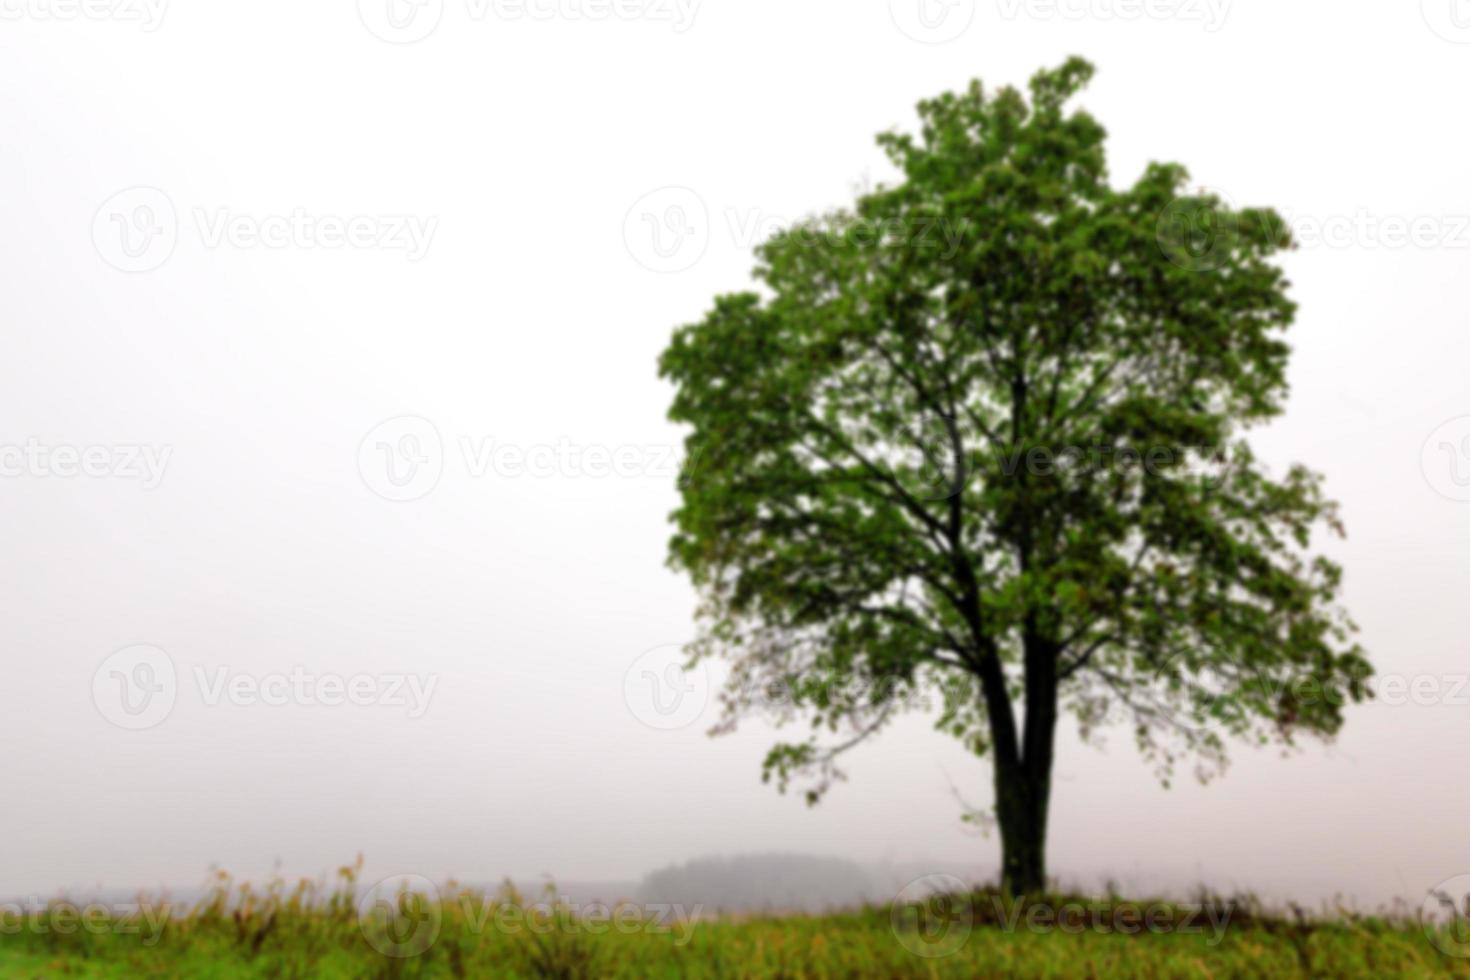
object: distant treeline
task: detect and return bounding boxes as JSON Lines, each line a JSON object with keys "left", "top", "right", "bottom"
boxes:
{"left": 636, "top": 854, "right": 888, "bottom": 913}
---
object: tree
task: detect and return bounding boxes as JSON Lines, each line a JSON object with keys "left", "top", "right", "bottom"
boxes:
{"left": 657, "top": 58, "right": 1373, "bottom": 896}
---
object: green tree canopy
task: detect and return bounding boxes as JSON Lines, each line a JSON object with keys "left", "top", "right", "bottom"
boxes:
{"left": 658, "top": 57, "right": 1372, "bottom": 895}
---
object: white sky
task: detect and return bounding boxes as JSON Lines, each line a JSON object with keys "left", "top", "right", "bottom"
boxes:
{"left": 2, "top": 0, "right": 1468, "bottom": 910}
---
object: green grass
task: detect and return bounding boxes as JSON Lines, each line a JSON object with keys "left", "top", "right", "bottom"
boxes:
{"left": 2, "top": 861, "right": 1465, "bottom": 978}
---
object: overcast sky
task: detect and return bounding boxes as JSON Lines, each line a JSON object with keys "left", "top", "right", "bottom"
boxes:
{"left": 1, "top": 0, "right": 1467, "bottom": 910}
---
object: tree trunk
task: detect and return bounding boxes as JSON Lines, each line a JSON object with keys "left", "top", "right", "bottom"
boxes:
{"left": 995, "top": 764, "right": 1051, "bottom": 896}
{"left": 967, "top": 616, "right": 1060, "bottom": 897}
{"left": 985, "top": 628, "right": 1059, "bottom": 897}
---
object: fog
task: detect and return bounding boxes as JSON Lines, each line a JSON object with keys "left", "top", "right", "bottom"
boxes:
{"left": 2, "top": 1, "right": 1467, "bottom": 913}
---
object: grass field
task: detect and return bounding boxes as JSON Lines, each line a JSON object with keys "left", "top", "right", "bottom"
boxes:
{"left": 2, "top": 862, "right": 1466, "bottom": 978}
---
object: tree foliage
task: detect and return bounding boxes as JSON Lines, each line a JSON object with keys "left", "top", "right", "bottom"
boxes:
{"left": 658, "top": 57, "right": 1372, "bottom": 889}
